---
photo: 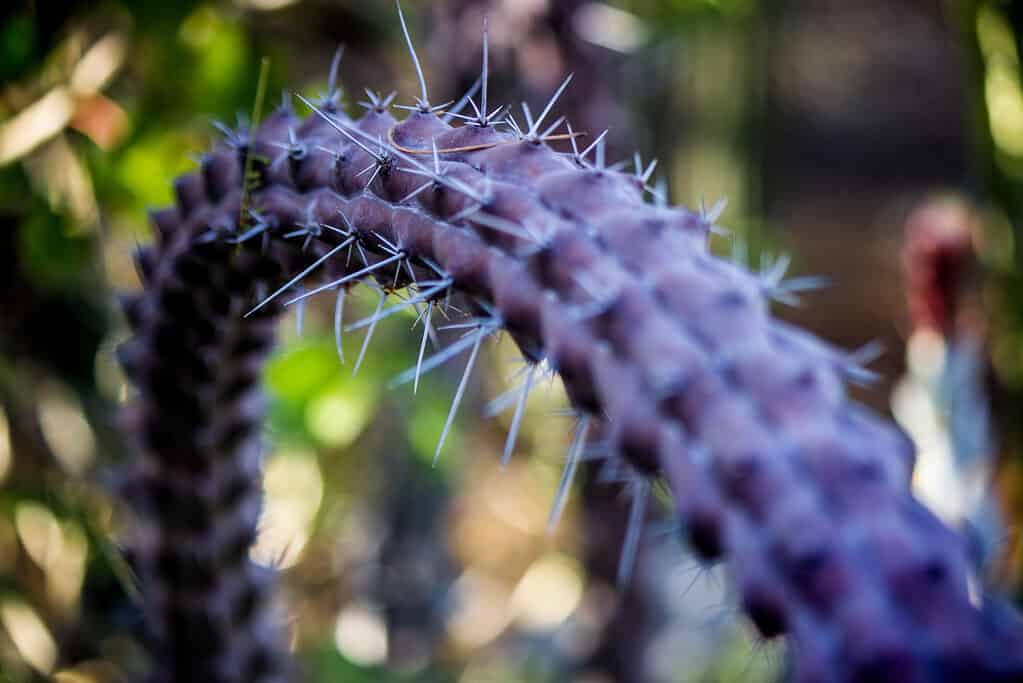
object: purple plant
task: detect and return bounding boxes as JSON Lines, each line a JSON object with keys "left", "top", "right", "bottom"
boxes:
{"left": 117, "top": 7, "right": 1023, "bottom": 682}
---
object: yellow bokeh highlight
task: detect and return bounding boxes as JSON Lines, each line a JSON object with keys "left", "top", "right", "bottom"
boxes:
{"left": 306, "top": 389, "right": 373, "bottom": 448}
{"left": 0, "top": 600, "right": 57, "bottom": 675}
{"left": 978, "top": 5, "right": 1019, "bottom": 65}
{"left": 985, "top": 61, "right": 1023, "bottom": 157}
{"left": 38, "top": 382, "right": 95, "bottom": 476}
{"left": 252, "top": 449, "right": 323, "bottom": 569}
{"left": 446, "top": 569, "right": 511, "bottom": 650}
{"left": 509, "top": 553, "right": 584, "bottom": 631}
{"left": 978, "top": 5, "right": 1023, "bottom": 160}
{"left": 15, "top": 503, "right": 63, "bottom": 571}
{"left": 14, "top": 503, "right": 89, "bottom": 612}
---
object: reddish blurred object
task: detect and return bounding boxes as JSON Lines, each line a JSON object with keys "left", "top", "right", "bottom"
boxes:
{"left": 897, "top": 197, "right": 1007, "bottom": 582}
{"left": 70, "top": 93, "right": 129, "bottom": 150}
{"left": 902, "top": 198, "right": 980, "bottom": 337}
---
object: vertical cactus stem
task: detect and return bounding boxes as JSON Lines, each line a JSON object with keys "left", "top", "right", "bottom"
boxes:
{"left": 547, "top": 414, "right": 593, "bottom": 533}
{"left": 122, "top": 235, "right": 291, "bottom": 681}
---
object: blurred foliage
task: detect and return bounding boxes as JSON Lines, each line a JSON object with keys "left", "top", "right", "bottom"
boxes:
{"left": 6, "top": 1, "right": 1022, "bottom": 682}
{"left": 952, "top": 0, "right": 1023, "bottom": 590}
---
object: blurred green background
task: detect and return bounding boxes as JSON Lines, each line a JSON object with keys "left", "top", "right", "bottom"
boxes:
{"left": 2, "top": 1, "right": 1023, "bottom": 681}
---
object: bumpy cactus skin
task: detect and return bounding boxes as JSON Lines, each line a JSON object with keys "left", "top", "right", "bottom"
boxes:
{"left": 119, "top": 221, "right": 290, "bottom": 681}
{"left": 118, "top": 44, "right": 1023, "bottom": 683}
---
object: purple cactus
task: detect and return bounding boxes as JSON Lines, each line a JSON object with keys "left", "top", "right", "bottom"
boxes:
{"left": 117, "top": 7, "right": 1023, "bottom": 682}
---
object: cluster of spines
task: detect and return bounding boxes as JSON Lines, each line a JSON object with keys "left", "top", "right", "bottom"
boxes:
{"left": 117, "top": 6, "right": 1023, "bottom": 682}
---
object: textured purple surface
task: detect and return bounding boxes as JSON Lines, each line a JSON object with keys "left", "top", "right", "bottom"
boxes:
{"left": 118, "top": 73, "right": 1023, "bottom": 682}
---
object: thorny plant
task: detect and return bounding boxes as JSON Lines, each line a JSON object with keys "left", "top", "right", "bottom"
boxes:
{"left": 117, "top": 4, "right": 1023, "bottom": 682}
